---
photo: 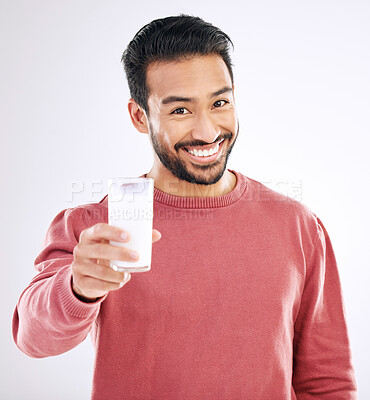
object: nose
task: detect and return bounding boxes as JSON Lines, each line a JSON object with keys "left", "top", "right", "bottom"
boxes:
{"left": 190, "top": 111, "right": 220, "bottom": 144}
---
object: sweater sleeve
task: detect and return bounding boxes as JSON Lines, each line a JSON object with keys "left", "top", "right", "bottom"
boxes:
{"left": 292, "top": 216, "right": 357, "bottom": 399}
{"left": 12, "top": 207, "right": 107, "bottom": 358}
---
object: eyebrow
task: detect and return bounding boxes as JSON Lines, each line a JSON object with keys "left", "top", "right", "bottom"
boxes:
{"left": 161, "top": 86, "right": 233, "bottom": 105}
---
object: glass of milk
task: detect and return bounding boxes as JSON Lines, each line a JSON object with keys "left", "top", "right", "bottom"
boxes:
{"left": 108, "top": 177, "right": 154, "bottom": 272}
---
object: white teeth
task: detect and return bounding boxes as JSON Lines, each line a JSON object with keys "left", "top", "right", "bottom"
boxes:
{"left": 186, "top": 139, "right": 223, "bottom": 157}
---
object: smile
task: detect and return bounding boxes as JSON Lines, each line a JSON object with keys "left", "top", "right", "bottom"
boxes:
{"left": 181, "top": 138, "right": 225, "bottom": 164}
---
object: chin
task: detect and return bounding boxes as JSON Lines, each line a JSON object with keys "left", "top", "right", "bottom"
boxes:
{"left": 176, "top": 159, "right": 229, "bottom": 186}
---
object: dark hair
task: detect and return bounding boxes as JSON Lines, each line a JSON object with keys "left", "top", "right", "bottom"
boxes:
{"left": 121, "top": 14, "right": 234, "bottom": 115}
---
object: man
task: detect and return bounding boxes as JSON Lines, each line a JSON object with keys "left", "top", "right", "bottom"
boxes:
{"left": 13, "top": 14, "right": 357, "bottom": 399}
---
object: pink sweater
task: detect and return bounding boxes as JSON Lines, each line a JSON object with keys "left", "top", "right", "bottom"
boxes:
{"left": 12, "top": 169, "right": 357, "bottom": 399}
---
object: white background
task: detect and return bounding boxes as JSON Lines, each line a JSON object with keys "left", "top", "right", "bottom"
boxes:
{"left": 1, "top": 0, "right": 369, "bottom": 398}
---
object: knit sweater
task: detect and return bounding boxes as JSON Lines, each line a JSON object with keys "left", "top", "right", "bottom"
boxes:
{"left": 12, "top": 169, "right": 357, "bottom": 399}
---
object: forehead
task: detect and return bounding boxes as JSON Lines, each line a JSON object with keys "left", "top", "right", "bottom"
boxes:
{"left": 146, "top": 54, "right": 232, "bottom": 102}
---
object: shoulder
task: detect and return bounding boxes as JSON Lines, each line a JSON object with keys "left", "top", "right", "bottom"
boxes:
{"left": 72, "top": 195, "right": 108, "bottom": 224}
{"left": 236, "top": 171, "right": 321, "bottom": 246}
{"left": 46, "top": 196, "right": 108, "bottom": 239}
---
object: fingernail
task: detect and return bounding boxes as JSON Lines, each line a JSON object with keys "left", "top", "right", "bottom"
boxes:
{"left": 123, "top": 272, "right": 131, "bottom": 282}
{"left": 120, "top": 232, "right": 128, "bottom": 240}
{"left": 120, "top": 273, "right": 131, "bottom": 287}
{"left": 130, "top": 250, "right": 139, "bottom": 259}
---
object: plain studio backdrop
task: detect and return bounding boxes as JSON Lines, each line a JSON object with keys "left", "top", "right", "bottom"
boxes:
{"left": 1, "top": 0, "right": 369, "bottom": 398}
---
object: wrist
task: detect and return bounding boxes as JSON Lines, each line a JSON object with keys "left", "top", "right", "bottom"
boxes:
{"left": 71, "top": 280, "right": 100, "bottom": 303}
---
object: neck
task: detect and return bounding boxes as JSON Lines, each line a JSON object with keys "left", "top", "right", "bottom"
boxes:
{"left": 145, "top": 166, "right": 236, "bottom": 198}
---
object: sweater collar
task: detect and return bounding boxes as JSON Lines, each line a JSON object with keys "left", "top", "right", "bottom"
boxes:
{"left": 139, "top": 169, "right": 247, "bottom": 209}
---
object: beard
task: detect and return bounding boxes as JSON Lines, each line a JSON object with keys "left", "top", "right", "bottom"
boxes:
{"left": 148, "top": 121, "right": 239, "bottom": 185}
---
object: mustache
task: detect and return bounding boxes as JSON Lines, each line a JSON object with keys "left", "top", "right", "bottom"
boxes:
{"left": 175, "top": 133, "right": 233, "bottom": 151}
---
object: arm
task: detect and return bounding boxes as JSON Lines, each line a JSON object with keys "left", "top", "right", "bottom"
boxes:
{"left": 292, "top": 216, "right": 357, "bottom": 399}
{"left": 12, "top": 208, "right": 106, "bottom": 358}
{"left": 12, "top": 206, "right": 161, "bottom": 358}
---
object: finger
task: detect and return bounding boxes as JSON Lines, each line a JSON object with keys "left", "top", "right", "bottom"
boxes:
{"left": 79, "top": 223, "right": 130, "bottom": 244}
{"left": 98, "top": 257, "right": 111, "bottom": 266}
{"left": 96, "top": 257, "right": 110, "bottom": 268}
{"left": 78, "top": 260, "right": 130, "bottom": 284}
{"left": 95, "top": 239, "right": 111, "bottom": 267}
{"left": 152, "top": 229, "right": 162, "bottom": 242}
{"left": 75, "top": 241, "right": 140, "bottom": 263}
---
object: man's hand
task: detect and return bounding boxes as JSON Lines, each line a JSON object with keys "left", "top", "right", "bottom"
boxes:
{"left": 71, "top": 223, "right": 161, "bottom": 302}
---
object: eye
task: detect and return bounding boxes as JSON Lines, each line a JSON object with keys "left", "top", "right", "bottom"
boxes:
{"left": 171, "top": 107, "right": 190, "bottom": 115}
{"left": 214, "top": 100, "right": 229, "bottom": 108}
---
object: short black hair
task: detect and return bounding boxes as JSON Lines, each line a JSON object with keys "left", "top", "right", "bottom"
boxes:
{"left": 121, "top": 14, "right": 234, "bottom": 115}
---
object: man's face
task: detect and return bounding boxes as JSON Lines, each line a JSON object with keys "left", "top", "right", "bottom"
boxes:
{"left": 145, "top": 54, "right": 239, "bottom": 185}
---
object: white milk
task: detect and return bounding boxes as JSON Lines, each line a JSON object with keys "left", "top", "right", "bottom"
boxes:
{"left": 108, "top": 177, "right": 154, "bottom": 272}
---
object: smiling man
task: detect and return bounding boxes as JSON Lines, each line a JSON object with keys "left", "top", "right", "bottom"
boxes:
{"left": 13, "top": 14, "right": 357, "bottom": 399}
{"left": 130, "top": 54, "right": 238, "bottom": 194}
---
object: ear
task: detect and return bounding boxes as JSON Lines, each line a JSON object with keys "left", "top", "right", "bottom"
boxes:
{"left": 127, "top": 98, "right": 149, "bottom": 134}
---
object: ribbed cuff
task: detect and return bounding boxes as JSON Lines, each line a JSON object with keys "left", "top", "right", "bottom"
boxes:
{"left": 55, "top": 265, "right": 107, "bottom": 318}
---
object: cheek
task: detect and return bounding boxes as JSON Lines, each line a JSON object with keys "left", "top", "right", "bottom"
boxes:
{"left": 158, "top": 118, "right": 187, "bottom": 146}
{"left": 148, "top": 117, "right": 161, "bottom": 134}
{"left": 214, "top": 110, "right": 238, "bottom": 131}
